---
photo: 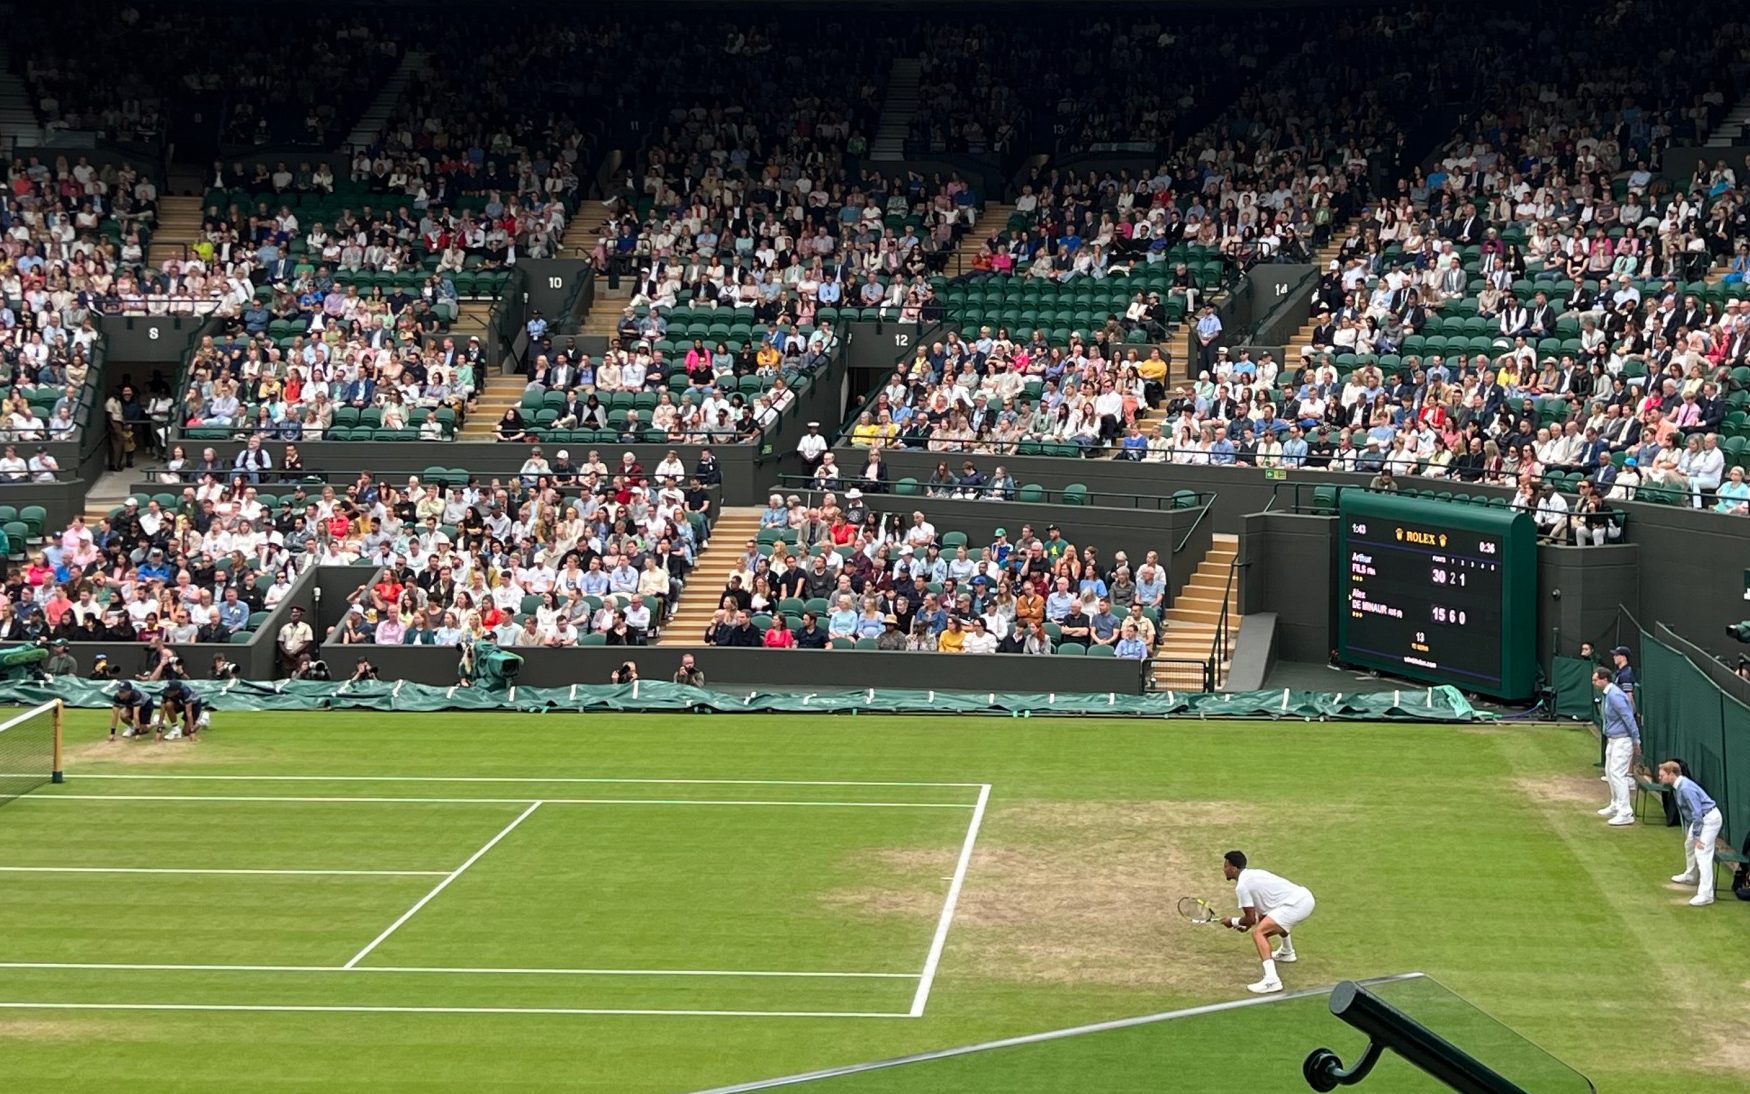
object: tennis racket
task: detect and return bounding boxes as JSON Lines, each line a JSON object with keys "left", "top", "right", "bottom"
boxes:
{"left": 1177, "top": 896, "right": 1222, "bottom": 925}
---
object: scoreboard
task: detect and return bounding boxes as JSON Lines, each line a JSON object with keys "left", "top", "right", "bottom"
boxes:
{"left": 1335, "top": 491, "right": 1536, "bottom": 700}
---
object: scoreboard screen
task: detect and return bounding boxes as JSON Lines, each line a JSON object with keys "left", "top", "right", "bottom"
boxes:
{"left": 1335, "top": 491, "right": 1536, "bottom": 700}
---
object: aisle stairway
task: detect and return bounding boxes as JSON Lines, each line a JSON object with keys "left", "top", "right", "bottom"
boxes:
{"left": 655, "top": 508, "right": 764, "bottom": 646}
{"left": 869, "top": 58, "right": 922, "bottom": 161}
{"left": 1274, "top": 238, "right": 1351, "bottom": 362}
{"left": 0, "top": 46, "right": 43, "bottom": 149}
{"left": 580, "top": 282, "right": 632, "bottom": 342}
{"left": 563, "top": 203, "right": 615, "bottom": 260}
{"left": 345, "top": 51, "right": 429, "bottom": 152}
{"left": 147, "top": 196, "right": 204, "bottom": 269}
{"left": 945, "top": 201, "right": 1013, "bottom": 276}
{"left": 1152, "top": 532, "right": 1238, "bottom": 690}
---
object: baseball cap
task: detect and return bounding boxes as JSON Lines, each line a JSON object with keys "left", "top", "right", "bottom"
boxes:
{"left": 1611, "top": 645, "right": 1631, "bottom": 658}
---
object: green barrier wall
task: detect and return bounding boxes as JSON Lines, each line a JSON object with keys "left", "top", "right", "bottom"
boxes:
{"left": 0, "top": 677, "right": 1485, "bottom": 722}
{"left": 1550, "top": 656, "right": 1600, "bottom": 722}
{"left": 1639, "top": 635, "right": 1745, "bottom": 841}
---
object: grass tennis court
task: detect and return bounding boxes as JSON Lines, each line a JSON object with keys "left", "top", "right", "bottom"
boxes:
{"left": 0, "top": 709, "right": 1738, "bottom": 1092}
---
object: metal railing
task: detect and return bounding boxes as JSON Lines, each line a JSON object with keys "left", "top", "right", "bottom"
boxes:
{"left": 774, "top": 473, "right": 1214, "bottom": 514}
{"left": 1209, "top": 553, "right": 1240, "bottom": 690}
{"left": 1172, "top": 491, "right": 1218, "bottom": 553}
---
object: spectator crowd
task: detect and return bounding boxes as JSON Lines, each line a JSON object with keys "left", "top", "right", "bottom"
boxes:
{"left": 0, "top": 446, "right": 728, "bottom": 673}
{"left": 696, "top": 493, "right": 1165, "bottom": 659}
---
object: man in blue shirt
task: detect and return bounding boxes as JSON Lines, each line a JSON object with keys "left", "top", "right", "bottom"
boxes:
{"left": 1115, "top": 623, "right": 1148, "bottom": 660}
{"left": 1044, "top": 577, "right": 1077, "bottom": 623}
{"left": 1208, "top": 427, "right": 1236, "bottom": 466}
{"left": 1593, "top": 667, "right": 1641, "bottom": 826}
{"left": 137, "top": 549, "right": 172, "bottom": 582}
{"left": 1657, "top": 761, "right": 1723, "bottom": 906}
{"left": 218, "top": 587, "right": 250, "bottom": 634}
{"left": 1280, "top": 425, "right": 1309, "bottom": 467}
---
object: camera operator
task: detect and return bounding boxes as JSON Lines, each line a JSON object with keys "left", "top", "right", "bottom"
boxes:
{"left": 350, "top": 658, "right": 380, "bottom": 683}
{"left": 610, "top": 660, "right": 638, "bottom": 685}
{"left": 672, "top": 654, "right": 705, "bottom": 687}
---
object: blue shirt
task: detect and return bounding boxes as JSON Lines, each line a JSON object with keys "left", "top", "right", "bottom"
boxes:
{"left": 219, "top": 600, "right": 250, "bottom": 632}
{"left": 1670, "top": 775, "right": 1717, "bottom": 838}
{"left": 1115, "top": 636, "right": 1148, "bottom": 659}
{"left": 1135, "top": 575, "right": 1165, "bottom": 605}
{"left": 1209, "top": 439, "right": 1236, "bottom": 466}
{"left": 1599, "top": 684, "right": 1640, "bottom": 744}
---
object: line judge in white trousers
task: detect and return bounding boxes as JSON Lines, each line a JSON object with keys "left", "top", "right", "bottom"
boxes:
{"left": 1593, "top": 668, "right": 1641, "bottom": 826}
{"left": 1658, "top": 761, "right": 1724, "bottom": 906}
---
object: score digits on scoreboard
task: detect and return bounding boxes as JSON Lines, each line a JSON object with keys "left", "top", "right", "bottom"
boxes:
{"left": 1335, "top": 492, "right": 1536, "bottom": 700}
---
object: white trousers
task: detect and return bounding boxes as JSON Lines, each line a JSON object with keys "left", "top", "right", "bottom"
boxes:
{"left": 1604, "top": 737, "right": 1634, "bottom": 818}
{"left": 1683, "top": 807, "right": 1724, "bottom": 902}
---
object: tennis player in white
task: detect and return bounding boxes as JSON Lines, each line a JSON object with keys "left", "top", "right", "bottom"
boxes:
{"left": 1219, "top": 850, "right": 1315, "bottom": 994}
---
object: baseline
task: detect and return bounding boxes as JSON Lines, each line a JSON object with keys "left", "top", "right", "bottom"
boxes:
{"left": 23, "top": 795, "right": 974, "bottom": 809}
{"left": 0, "top": 866, "right": 445, "bottom": 877}
{"left": 0, "top": 962, "right": 916, "bottom": 979}
{"left": 0, "top": 1002, "right": 911, "bottom": 1019}
{"left": 52, "top": 774, "right": 986, "bottom": 789}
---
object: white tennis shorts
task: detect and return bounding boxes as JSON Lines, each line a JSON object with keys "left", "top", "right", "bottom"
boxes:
{"left": 1267, "top": 893, "right": 1316, "bottom": 931}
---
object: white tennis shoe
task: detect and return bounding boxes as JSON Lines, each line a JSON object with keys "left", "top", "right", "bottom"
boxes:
{"left": 1671, "top": 873, "right": 1698, "bottom": 885}
{"left": 1271, "top": 946, "right": 1297, "bottom": 963}
{"left": 1596, "top": 805, "right": 1618, "bottom": 816}
{"left": 1247, "top": 977, "right": 1283, "bottom": 994}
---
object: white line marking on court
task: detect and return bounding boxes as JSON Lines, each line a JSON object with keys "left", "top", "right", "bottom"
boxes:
{"left": 0, "top": 1002, "right": 909, "bottom": 1019}
{"left": 55, "top": 774, "right": 988, "bottom": 789}
{"left": 343, "top": 801, "right": 543, "bottom": 969}
{"left": 0, "top": 866, "right": 446, "bottom": 878}
{"left": 0, "top": 962, "right": 917, "bottom": 979}
{"left": 692, "top": 974, "right": 1434, "bottom": 1092}
{"left": 26, "top": 795, "right": 974, "bottom": 809}
{"left": 909, "top": 782, "right": 990, "bottom": 1018}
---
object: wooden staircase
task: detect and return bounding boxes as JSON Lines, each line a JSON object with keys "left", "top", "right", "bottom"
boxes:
{"left": 563, "top": 203, "right": 616, "bottom": 260}
{"left": 1278, "top": 240, "right": 1347, "bottom": 363}
{"left": 655, "top": 508, "right": 764, "bottom": 646}
{"left": 946, "top": 201, "right": 1014, "bottom": 275}
{"left": 148, "top": 195, "right": 204, "bottom": 269}
{"left": 1152, "top": 532, "right": 1239, "bottom": 690}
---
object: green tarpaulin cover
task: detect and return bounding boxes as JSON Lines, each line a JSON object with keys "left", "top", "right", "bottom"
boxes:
{"left": 0, "top": 675, "right": 1486, "bottom": 722}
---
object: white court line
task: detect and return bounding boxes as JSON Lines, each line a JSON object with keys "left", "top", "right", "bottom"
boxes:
{"left": 23, "top": 795, "right": 974, "bottom": 809}
{"left": 692, "top": 974, "right": 1433, "bottom": 1091}
{"left": 0, "top": 1002, "right": 907, "bottom": 1019}
{"left": 343, "top": 801, "right": 542, "bottom": 969}
{"left": 0, "top": 866, "right": 446, "bottom": 878}
{"left": 53, "top": 774, "right": 986, "bottom": 789}
{"left": 0, "top": 962, "right": 916, "bottom": 979}
{"left": 909, "top": 783, "right": 990, "bottom": 1017}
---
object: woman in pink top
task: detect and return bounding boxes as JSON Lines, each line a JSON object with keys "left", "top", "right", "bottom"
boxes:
{"left": 762, "top": 614, "right": 796, "bottom": 648}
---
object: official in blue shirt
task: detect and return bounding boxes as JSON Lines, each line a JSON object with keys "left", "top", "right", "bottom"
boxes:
{"left": 1657, "top": 761, "right": 1723, "bottom": 906}
{"left": 1593, "top": 667, "right": 1641, "bottom": 826}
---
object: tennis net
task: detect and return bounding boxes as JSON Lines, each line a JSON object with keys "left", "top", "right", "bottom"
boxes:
{"left": 0, "top": 700, "right": 63, "bottom": 805}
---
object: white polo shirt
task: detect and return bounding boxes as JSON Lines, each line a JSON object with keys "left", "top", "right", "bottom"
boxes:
{"left": 1235, "top": 868, "right": 1312, "bottom": 914}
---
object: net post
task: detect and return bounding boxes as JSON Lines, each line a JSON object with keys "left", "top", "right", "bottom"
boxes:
{"left": 51, "top": 700, "right": 64, "bottom": 783}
